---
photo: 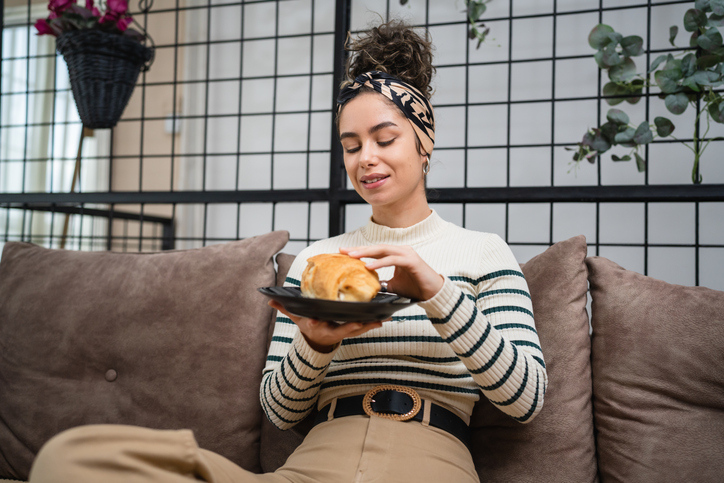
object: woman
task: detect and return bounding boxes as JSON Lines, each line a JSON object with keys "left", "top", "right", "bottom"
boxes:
{"left": 29, "top": 20, "right": 546, "bottom": 483}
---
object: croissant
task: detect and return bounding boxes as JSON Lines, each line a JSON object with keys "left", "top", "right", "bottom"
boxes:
{"left": 300, "top": 253, "right": 381, "bottom": 302}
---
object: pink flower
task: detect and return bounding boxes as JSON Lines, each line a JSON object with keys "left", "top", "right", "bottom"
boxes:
{"left": 92, "top": 6, "right": 100, "bottom": 16}
{"left": 34, "top": 18, "right": 56, "bottom": 36}
{"left": 48, "top": 0, "right": 75, "bottom": 13}
{"left": 85, "top": 0, "right": 93, "bottom": 10}
{"left": 99, "top": 11, "right": 120, "bottom": 24}
{"left": 116, "top": 16, "right": 133, "bottom": 31}
{"left": 106, "top": 0, "right": 128, "bottom": 15}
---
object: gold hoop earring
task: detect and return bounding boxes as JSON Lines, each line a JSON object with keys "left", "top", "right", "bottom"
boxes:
{"left": 422, "top": 157, "right": 430, "bottom": 176}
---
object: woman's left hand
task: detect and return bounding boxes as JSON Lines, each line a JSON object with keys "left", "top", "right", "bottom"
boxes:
{"left": 340, "top": 245, "right": 444, "bottom": 301}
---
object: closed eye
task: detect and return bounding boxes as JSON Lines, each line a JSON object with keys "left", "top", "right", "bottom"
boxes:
{"left": 378, "top": 138, "right": 395, "bottom": 147}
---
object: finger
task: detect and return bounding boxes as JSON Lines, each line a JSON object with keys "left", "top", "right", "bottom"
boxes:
{"left": 342, "top": 245, "right": 403, "bottom": 259}
{"left": 363, "top": 254, "right": 409, "bottom": 271}
{"left": 268, "top": 300, "right": 298, "bottom": 321}
{"left": 343, "top": 321, "right": 383, "bottom": 337}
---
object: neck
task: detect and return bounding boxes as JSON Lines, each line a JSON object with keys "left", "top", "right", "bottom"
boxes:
{"left": 370, "top": 191, "right": 431, "bottom": 228}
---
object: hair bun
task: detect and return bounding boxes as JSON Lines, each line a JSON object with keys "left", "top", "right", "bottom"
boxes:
{"left": 344, "top": 20, "right": 435, "bottom": 100}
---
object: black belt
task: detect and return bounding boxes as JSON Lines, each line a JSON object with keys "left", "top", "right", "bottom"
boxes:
{"left": 313, "top": 385, "right": 470, "bottom": 449}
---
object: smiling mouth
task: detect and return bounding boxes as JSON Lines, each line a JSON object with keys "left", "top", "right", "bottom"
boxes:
{"left": 362, "top": 176, "right": 389, "bottom": 184}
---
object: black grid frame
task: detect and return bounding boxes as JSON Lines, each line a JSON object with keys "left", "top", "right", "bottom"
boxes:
{"left": 1, "top": 0, "right": 723, "bottom": 288}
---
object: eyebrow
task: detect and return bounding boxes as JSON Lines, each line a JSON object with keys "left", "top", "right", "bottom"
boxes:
{"left": 340, "top": 121, "right": 399, "bottom": 140}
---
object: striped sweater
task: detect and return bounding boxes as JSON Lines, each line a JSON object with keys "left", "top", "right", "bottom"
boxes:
{"left": 261, "top": 210, "right": 547, "bottom": 428}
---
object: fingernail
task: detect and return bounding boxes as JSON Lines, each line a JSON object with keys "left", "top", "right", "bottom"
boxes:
{"left": 348, "top": 251, "right": 359, "bottom": 256}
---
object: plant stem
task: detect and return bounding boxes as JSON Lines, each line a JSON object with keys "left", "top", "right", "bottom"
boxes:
{"left": 692, "top": 92, "right": 704, "bottom": 184}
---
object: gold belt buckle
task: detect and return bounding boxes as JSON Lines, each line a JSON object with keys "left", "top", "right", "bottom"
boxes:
{"left": 362, "top": 385, "right": 422, "bottom": 421}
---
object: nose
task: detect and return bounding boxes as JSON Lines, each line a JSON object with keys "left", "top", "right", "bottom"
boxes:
{"left": 358, "top": 142, "right": 378, "bottom": 168}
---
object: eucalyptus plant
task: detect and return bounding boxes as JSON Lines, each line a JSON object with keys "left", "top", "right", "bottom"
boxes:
{"left": 465, "top": 0, "right": 493, "bottom": 48}
{"left": 570, "top": 0, "right": 724, "bottom": 184}
{"left": 399, "top": 0, "right": 493, "bottom": 48}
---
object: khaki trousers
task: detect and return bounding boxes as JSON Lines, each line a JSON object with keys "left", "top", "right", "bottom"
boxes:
{"left": 29, "top": 415, "right": 479, "bottom": 483}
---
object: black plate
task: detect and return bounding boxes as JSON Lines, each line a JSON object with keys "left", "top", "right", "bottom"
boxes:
{"left": 258, "top": 286, "right": 418, "bottom": 323}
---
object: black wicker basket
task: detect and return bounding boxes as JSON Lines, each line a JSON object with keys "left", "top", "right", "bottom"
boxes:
{"left": 56, "top": 30, "right": 153, "bottom": 129}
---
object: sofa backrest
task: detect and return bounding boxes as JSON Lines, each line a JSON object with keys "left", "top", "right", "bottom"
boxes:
{"left": 0, "top": 231, "right": 289, "bottom": 481}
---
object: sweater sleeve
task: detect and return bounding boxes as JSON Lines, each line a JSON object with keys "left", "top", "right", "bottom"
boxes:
{"left": 259, "top": 250, "right": 338, "bottom": 430}
{"left": 418, "top": 234, "right": 547, "bottom": 423}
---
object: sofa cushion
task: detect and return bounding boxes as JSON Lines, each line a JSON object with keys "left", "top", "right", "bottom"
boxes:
{"left": 470, "top": 235, "right": 598, "bottom": 483}
{"left": 0, "top": 232, "right": 289, "bottom": 480}
{"left": 587, "top": 256, "right": 724, "bottom": 483}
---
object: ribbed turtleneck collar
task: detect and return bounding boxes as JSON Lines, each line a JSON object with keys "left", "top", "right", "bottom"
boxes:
{"left": 360, "top": 210, "right": 448, "bottom": 246}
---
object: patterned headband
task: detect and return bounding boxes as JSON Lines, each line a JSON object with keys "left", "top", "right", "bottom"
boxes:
{"left": 336, "top": 71, "right": 435, "bottom": 155}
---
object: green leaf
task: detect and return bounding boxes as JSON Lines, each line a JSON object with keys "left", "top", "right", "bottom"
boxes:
{"left": 709, "top": 13, "right": 724, "bottom": 26}
{"left": 683, "top": 75, "right": 702, "bottom": 92}
{"left": 625, "top": 79, "right": 644, "bottom": 104}
{"left": 694, "top": 69, "right": 722, "bottom": 84}
{"left": 709, "top": 101, "right": 724, "bottom": 122}
{"left": 655, "top": 70, "right": 680, "bottom": 93}
{"left": 612, "top": 154, "right": 632, "bottom": 161}
{"left": 600, "top": 122, "right": 618, "bottom": 143}
{"left": 698, "top": 26, "right": 723, "bottom": 50}
{"left": 648, "top": 54, "right": 668, "bottom": 73}
{"left": 712, "top": 0, "right": 724, "bottom": 15}
{"left": 468, "top": 1, "right": 487, "bottom": 21}
{"left": 593, "top": 50, "right": 606, "bottom": 69}
{"left": 665, "top": 92, "right": 689, "bottom": 114}
{"left": 620, "top": 35, "right": 644, "bottom": 56}
{"left": 601, "top": 43, "right": 623, "bottom": 67}
{"left": 663, "top": 55, "right": 681, "bottom": 71}
{"left": 696, "top": 54, "right": 723, "bottom": 68}
{"left": 691, "top": 30, "right": 701, "bottom": 47}
{"left": 581, "top": 131, "right": 596, "bottom": 148}
{"left": 609, "top": 57, "right": 637, "bottom": 81}
{"left": 607, "top": 32, "right": 623, "bottom": 45}
{"left": 654, "top": 117, "right": 675, "bottom": 137}
{"left": 684, "top": 9, "right": 708, "bottom": 31}
{"left": 634, "top": 152, "right": 646, "bottom": 172}
{"left": 603, "top": 82, "right": 626, "bottom": 105}
{"left": 669, "top": 25, "right": 678, "bottom": 46}
{"left": 697, "top": 0, "right": 712, "bottom": 10}
{"left": 591, "top": 129, "right": 612, "bottom": 153}
{"left": 607, "top": 108, "right": 630, "bottom": 126}
{"left": 633, "top": 121, "right": 654, "bottom": 144}
{"left": 589, "top": 24, "right": 615, "bottom": 49}
{"left": 681, "top": 53, "right": 697, "bottom": 76}
{"left": 614, "top": 127, "right": 636, "bottom": 143}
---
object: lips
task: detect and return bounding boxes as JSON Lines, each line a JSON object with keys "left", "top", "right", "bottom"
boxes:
{"left": 362, "top": 176, "right": 388, "bottom": 184}
{"left": 360, "top": 174, "right": 390, "bottom": 189}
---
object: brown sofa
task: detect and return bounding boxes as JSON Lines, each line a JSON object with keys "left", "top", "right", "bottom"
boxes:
{"left": 0, "top": 231, "right": 722, "bottom": 482}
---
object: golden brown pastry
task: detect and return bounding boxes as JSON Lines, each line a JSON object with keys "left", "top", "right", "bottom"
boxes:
{"left": 300, "top": 253, "right": 381, "bottom": 302}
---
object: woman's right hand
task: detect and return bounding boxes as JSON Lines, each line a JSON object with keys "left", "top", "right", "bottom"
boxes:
{"left": 268, "top": 300, "right": 383, "bottom": 353}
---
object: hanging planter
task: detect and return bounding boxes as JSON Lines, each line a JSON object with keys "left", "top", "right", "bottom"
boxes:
{"left": 56, "top": 30, "right": 152, "bottom": 128}
{"left": 36, "top": 0, "right": 154, "bottom": 129}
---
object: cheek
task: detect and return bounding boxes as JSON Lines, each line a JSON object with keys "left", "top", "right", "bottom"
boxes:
{"left": 343, "top": 158, "right": 359, "bottom": 182}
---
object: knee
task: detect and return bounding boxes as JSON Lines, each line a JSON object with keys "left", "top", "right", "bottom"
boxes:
{"left": 29, "top": 425, "right": 119, "bottom": 483}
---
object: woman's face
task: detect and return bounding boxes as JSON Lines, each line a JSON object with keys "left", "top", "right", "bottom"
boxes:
{"left": 338, "top": 92, "right": 427, "bottom": 211}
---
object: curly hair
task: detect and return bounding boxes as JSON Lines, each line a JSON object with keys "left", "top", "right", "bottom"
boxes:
{"left": 342, "top": 20, "right": 435, "bottom": 99}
